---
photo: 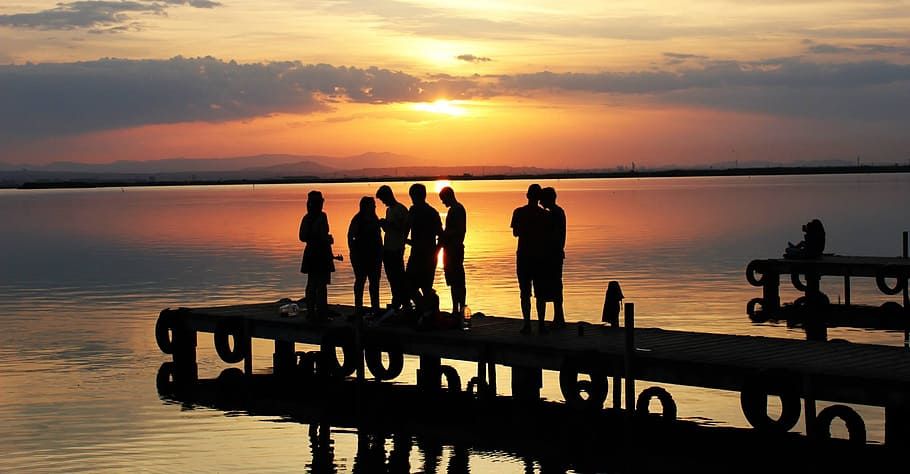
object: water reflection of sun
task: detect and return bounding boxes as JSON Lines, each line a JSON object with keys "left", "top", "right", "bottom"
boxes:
{"left": 434, "top": 179, "right": 452, "bottom": 193}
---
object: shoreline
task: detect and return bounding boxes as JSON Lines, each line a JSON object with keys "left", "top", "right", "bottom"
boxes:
{"left": 9, "top": 164, "right": 910, "bottom": 190}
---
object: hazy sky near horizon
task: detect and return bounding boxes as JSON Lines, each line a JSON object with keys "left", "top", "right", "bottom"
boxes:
{"left": 1, "top": 0, "right": 909, "bottom": 168}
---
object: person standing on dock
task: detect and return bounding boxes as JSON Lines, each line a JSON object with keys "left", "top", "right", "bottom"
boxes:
{"left": 376, "top": 185, "right": 410, "bottom": 311}
{"left": 438, "top": 186, "right": 467, "bottom": 319}
{"left": 511, "top": 183, "right": 549, "bottom": 334}
{"left": 540, "top": 186, "right": 567, "bottom": 328}
{"left": 348, "top": 196, "right": 383, "bottom": 318}
{"left": 406, "top": 183, "right": 443, "bottom": 311}
{"left": 299, "top": 190, "right": 335, "bottom": 321}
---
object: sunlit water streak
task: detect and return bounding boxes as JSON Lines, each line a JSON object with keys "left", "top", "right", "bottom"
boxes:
{"left": 1, "top": 174, "right": 908, "bottom": 471}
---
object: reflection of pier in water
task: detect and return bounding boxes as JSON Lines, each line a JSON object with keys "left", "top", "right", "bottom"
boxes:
{"left": 156, "top": 299, "right": 910, "bottom": 451}
{"left": 157, "top": 370, "right": 899, "bottom": 473}
{"left": 746, "top": 237, "right": 909, "bottom": 340}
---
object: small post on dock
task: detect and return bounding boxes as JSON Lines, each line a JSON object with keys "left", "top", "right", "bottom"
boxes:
{"left": 243, "top": 319, "right": 253, "bottom": 375}
{"left": 511, "top": 366, "right": 542, "bottom": 402}
{"left": 843, "top": 273, "right": 851, "bottom": 307}
{"left": 417, "top": 355, "right": 441, "bottom": 394}
{"left": 903, "top": 231, "right": 908, "bottom": 348}
{"left": 624, "top": 302, "right": 635, "bottom": 416}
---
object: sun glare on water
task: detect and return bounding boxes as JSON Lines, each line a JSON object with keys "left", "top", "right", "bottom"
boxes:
{"left": 413, "top": 100, "right": 467, "bottom": 116}
{"left": 434, "top": 179, "right": 452, "bottom": 193}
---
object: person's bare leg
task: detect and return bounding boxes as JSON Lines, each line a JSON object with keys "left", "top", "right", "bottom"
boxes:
{"left": 536, "top": 299, "right": 548, "bottom": 334}
{"left": 519, "top": 279, "right": 532, "bottom": 333}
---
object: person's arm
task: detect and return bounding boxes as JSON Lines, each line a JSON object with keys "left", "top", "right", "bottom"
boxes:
{"left": 347, "top": 216, "right": 358, "bottom": 249}
{"left": 510, "top": 209, "right": 520, "bottom": 237}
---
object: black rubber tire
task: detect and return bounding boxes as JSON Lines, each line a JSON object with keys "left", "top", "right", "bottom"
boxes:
{"left": 156, "top": 362, "right": 176, "bottom": 395}
{"left": 876, "top": 266, "right": 906, "bottom": 296}
{"left": 636, "top": 386, "right": 678, "bottom": 422}
{"left": 746, "top": 261, "right": 765, "bottom": 286}
{"left": 747, "top": 298, "right": 767, "bottom": 322}
{"left": 214, "top": 320, "right": 248, "bottom": 364}
{"left": 559, "top": 356, "right": 609, "bottom": 410}
{"left": 791, "top": 272, "right": 808, "bottom": 292}
{"left": 815, "top": 404, "right": 866, "bottom": 445}
{"left": 155, "top": 310, "right": 176, "bottom": 355}
{"left": 320, "top": 327, "right": 358, "bottom": 378}
{"left": 364, "top": 344, "right": 404, "bottom": 381}
{"left": 740, "top": 370, "right": 802, "bottom": 433}
{"left": 217, "top": 367, "right": 245, "bottom": 388}
{"left": 440, "top": 365, "right": 462, "bottom": 392}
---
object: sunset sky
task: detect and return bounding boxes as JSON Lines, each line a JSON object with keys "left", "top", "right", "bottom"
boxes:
{"left": 2, "top": 0, "right": 909, "bottom": 168}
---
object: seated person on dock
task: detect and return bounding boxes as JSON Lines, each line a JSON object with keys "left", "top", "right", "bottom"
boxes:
{"left": 785, "top": 219, "right": 826, "bottom": 259}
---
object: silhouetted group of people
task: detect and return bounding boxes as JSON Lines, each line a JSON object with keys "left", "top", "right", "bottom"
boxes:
{"left": 299, "top": 182, "right": 575, "bottom": 333}
{"left": 511, "top": 184, "right": 567, "bottom": 334}
{"left": 299, "top": 183, "right": 466, "bottom": 325}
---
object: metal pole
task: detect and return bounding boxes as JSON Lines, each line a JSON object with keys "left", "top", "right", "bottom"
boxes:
{"left": 624, "top": 302, "right": 635, "bottom": 416}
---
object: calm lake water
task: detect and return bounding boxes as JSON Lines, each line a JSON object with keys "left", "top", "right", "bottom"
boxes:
{"left": 1, "top": 174, "right": 908, "bottom": 472}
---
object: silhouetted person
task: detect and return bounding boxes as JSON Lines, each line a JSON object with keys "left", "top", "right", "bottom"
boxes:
{"left": 539, "top": 186, "right": 566, "bottom": 327}
{"left": 438, "top": 186, "right": 467, "bottom": 318}
{"left": 406, "top": 183, "right": 442, "bottom": 310}
{"left": 511, "top": 184, "right": 549, "bottom": 334}
{"left": 602, "top": 281, "right": 624, "bottom": 327}
{"left": 377, "top": 185, "right": 410, "bottom": 311}
{"left": 785, "top": 218, "right": 826, "bottom": 259}
{"left": 299, "top": 190, "right": 334, "bottom": 321}
{"left": 348, "top": 196, "right": 383, "bottom": 317}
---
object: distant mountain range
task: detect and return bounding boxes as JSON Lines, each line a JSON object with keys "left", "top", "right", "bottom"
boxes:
{"left": 0, "top": 152, "right": 556, "bottom": 187}
{"left": 1, "top": 153, "right": 905, "bottom": 188}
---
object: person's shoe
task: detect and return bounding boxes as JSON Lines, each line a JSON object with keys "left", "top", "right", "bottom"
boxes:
{"left": 520, "top": 324, "right": 531, "bottom": 334}
{"left": 552, "top": 319, "right": 566, "bottom": 330}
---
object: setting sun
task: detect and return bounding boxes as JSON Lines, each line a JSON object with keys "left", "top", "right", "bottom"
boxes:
{"left": 434, "top": 179, "right": 452, "bottom": 193}
{"left": 413, "top": 100, "right": 468, "bottom": 117}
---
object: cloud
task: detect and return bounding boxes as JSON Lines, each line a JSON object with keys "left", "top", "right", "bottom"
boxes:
{"left": 0, "top": 0, "right": 221, "bottom": 31}
{"left": 2, "top": 55, "right": 909, "bottom": 146}
{"left": 803, "top": 39, "right": 910, "bottom": 56}
{"left": 456, "top": 54, "right": 492, "bottom": 63}
{"left": 0, "top": 57, "right": 434, "bottom": 143}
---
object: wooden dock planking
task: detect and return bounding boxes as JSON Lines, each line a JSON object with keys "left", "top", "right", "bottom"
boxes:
{"left": 172, "top": 300, "right": 910, "bottom": 408}
{"left": 752, "top": 256, "right": 910, "bottom": 278}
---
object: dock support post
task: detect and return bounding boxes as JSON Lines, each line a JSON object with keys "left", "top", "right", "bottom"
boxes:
{"left": 762, "top": 273, "right": 781, "bottom": 313}
{"left": 613, "top": 360, "right": 623, "bottom": 410}
{"left": 172, "top": 321, "right": 197, "bottom": 385}
{"left": 487, "top": 361, "right": 497, "bottom": 396}
{"left": 805, "top": 272, "right": 827, "bottom": 342}
{"left": 844, "top": 274, "right": 851, "bottom": 307}
{"left": 803, "top": 377, "right": 816, "bottom": 440}
{"left": 273, "top": 340, "right": 296, "bottom": 378}
{"left": 903, "top": 231, "right": 909, "bottom": 348}
{"left": 624, "top": 302, "right": 635, "bottom": 416}
{"left": 242, "top": 319, "right": 253, "bottom": 376}
{"left": 511, "top": 367, "right": 542, "bottom": 402}
{"left": 886, "top": 403, "right": 910, "bottom": 448}
{"left": 417, "top": 355, "right": 441, "bottom": 393}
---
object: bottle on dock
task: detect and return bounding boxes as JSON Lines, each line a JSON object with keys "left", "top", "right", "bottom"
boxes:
{"left": 463, "top": 305, "right": 472, "bottom": 331}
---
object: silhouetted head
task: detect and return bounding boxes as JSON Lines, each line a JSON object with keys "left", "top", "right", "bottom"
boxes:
{"left": 540, "top": 187, "right": 557, "bottom": 208}
{"left": 409, "top": 183, "right": 427, "bottom": 204}
{"left": 376, "top": 185, "right": 395, "bottom": 206}
{"left": 307, "top": 190, "right": 324, "bottom": 214}
{"left": 606, "top": 280, "right": 624, "bottom": 300}
{"left": 526, "top": 184, "right": 542, "bottom": 204}
{"left": 439, "top": 186, "right": 456, "bottom": 207}
{"left": 359, "top": 196, "right": 376, "bottom": 215}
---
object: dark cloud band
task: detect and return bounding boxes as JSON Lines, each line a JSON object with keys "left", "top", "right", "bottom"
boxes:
{"left": 1, "top": 55, "right": 908, "bottom": 145}
{"left": 0, "top": 0, "right": 221, "bottom": 31}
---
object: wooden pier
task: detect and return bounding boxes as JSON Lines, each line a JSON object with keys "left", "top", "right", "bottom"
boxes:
{"left": 746, "top": 253, "right": 910, "bottom": 334}
{"left": 156, "top": 299, "right": 910, "bottom": 447}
